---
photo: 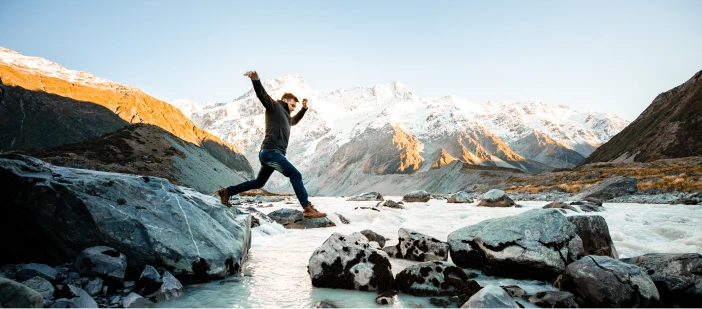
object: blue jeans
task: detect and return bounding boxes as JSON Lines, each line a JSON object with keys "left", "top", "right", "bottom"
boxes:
{"left": 226, "top": 149, "right": 310, "bottom": 207}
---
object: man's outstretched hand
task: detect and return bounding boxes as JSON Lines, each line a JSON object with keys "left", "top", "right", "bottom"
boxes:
{"left": 302, "top": 98, "right": 308, "bottom": 109}
{"left": 244, "top": 71, "right": 259, "bottom": 80}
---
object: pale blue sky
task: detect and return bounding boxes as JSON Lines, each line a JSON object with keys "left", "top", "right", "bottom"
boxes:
{"left": 1, "top": 0, "right": 700, "bottom": 120}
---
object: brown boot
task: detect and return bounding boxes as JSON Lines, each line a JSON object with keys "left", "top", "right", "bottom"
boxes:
{"left": 214, "top": 188, "right": 232, "bottom": 207}
{"left": 303, "top": 203, "right": 327, "bottom": 219}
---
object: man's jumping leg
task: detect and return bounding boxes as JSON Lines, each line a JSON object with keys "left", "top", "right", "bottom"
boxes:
{"left": 216, "top": 164, "right": 274, "bottom": 207}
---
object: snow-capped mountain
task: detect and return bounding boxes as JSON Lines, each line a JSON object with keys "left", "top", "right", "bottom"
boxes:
{"left": 170, "top": 74, "right": 629, "bottom": 194}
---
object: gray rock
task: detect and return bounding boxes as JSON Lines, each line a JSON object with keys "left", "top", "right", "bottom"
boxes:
{"left": 346, "top": 192, "right": 384, "bottom": 201}
{"left": 394, "top": 261, "right": 473, "bottom": 296}
{"left": 461, "top": 285, "right": 520, "bottom": 308}
{"left": 382, "top": 246, "right": 398, "bottom": 258}
{"left": 375, "top": 291, "right": 396, "bottom": 305}
{"left": 308, "top": 232, "right": 394, "bottom": 291}
{"left": 402, "top": 190, "right": 431, "bottom": 203}
{"left": 395, "top": 228, "right": 449, "bottom": 262}
{"left": 267, "top": 208, "right": 336, "bottom": 229}
{"left": 121, "top": 292, "right": 151, "bottom": 308}
{"left": 15, "top": 263, "right": 58, "bottom": 281}
{"left": 242, "top": 207, "right": 274, "bottom": 228}
{"left": 354, "top": 206, "right": 381, "bottom": 212}
{"left": 74, "top": 246, "right": 127, "bottom": 283}
{"left": 447, "top": 191, "right": 473, "bottom": 203}
{"left": 556, "top": 255, "right": 660, "bottom": 307}
{"left": 335, "top": 213, "right": 350, "bottom": 224}
{"left": 448, "top": 209, "right": 584, "bottom": 280}
{"left": 0, "top": 264, "right": 16, "bottom": 278}
{"left": 567, "top": 215, "right": 618, "bottom": 258}
{"left": 0, "top": 154, "right": 252, "bottom": 279}
{"left": 500, "top": 285, "right": 525, "bottom": 298}
{"left": 84, "top": 278, "right": 103, "bottom": 296}
{"left": 376, "top": 200, "right": 404, "bottom": 209}
{"left": 528, "top": 291, "right": 578, "bottom": 308}
{"left": 22, "top": 276, "right": 55, "bottom": 300}
{"left": 572, "top": 176, "right": 638, "bottom": 201}
{"left": 360, "top": 230, "right": 387, "bottom": 248}
{"left": 146, "top": 271, "right": 183, "bottom": 302}
{"left": 570, "top": 197, "right": 606, "bottom": 212}
{"left": 314, "top": 301, "right": 338, "bottom": 308}
{"left": 476, "top": 189, "right": 515, "bottom": 207}
{"left": 52, "top": 285, "right": 98, "bottom": 308}
{"left": 620, "top": 253, "right": 702, "bottom": 307}
{"left": 0, "top": 277, "right": 45, "bottom": 308}
{"left": 543, "top": 201, "right": 579, "bottom": 212}
{"left": 134, "top": 265, "right": 162, "bottom": 296}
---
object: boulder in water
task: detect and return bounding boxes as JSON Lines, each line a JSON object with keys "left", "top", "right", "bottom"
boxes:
{"left": 461, "top": 285, "right": 520, "bottom": 308}
{"left": 447, "top": 191, "right": 473, "bottom": 203}
{"left": 146, "top": 271, "right": 183, "bottom": 302}
{"left": 448, "top": 209, "right": 584, "bottom": 280}
{"left": 0, "top": 277, "right": 45, "bottom": 308}
{"left": 268, "top": 208, "right": 336, "bottom": 229}
{"left": 376, "top": 200, "right": 405, "bottom": 209}
{"left": 74, "top": 246, "right": 127, "bottom": 284}
{"left": 500, "top": 285, "right": 525, "bottom": 298}
{"left": 308, "top": 232, "right": 394, "bottom": 292}
{"left": 567, "top": 215, "right": 618, "bottom": 258}
{"left": 528, "top": 291, "right": 578, "bottom": 308}
{"left": 620, "top": 253, "right": 702, "bottom": 307}
{"left": 0, "top": 154, "right": 252, "bottom": 279}
{"left": 572, "top": 176, "right": 638, "bottom": 201}
{"left": 121, "top": 292, "right": 152, "bottom": 308}
{"left": 360, "top": 230, "right": 387, "bottom": 248}
{"left": 476, "top": 189, "right": 515, "bottom": 207}
{"left": 347, "top": 192, "right": 384, "bottom": 201}
{"left": 134, "top": 265, "right": 162, "bottom": 297}
{"left": 395, "top": 228, "right": 449, "bottom": 262}
{"left": 556, "top": 255, "right": 660, "bottom": 307}
{"left": 15, "top": 263, "right": 58, "bottom": 282}
{"left": 394, "top": 261, "right": 473, "bottom": 296}
{"left": 402, "top": 190, "right": 431, "bottom": 203}
{"left": 22, "top": 276, "right": 55, "bottom": 300}
{"left": 543, "top": 201, "right": 579, "bottom": 212}
{"left": 375, "top": 291, "right": 396, "bottom": 305}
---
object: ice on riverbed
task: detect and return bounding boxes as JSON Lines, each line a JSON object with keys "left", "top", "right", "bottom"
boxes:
{"left": 155, "top": 197, "right": 702, "bottom": 308}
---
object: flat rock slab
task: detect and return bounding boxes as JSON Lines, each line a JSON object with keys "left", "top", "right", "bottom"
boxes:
{"left": 268, "top": 208, "right": 336, "bottom": 229}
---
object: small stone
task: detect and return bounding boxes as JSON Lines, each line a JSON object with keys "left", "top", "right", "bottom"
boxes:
{"left": 84, "top": 277, "right": 104, "bottom": 296}
{"left": 22, "top": 276, "right": 55, "bottom": 300}
{"left": 376, "top": 291, "right": 396, "bottom": 305}
{"left": 121, "top": 292, "right": 152, "bottom": 308}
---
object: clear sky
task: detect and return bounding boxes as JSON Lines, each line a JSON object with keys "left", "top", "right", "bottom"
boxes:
{"left": 1, "top": 0, "right": 700, "bottom": 120}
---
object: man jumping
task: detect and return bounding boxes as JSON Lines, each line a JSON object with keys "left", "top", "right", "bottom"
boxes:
{"left": 215, "top": 71, "right": 327, "bottom": 219}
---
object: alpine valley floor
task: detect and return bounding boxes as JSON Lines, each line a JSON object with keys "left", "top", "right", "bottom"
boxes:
{"left": 154, "top": 197, "right": 702, "bottom": 308}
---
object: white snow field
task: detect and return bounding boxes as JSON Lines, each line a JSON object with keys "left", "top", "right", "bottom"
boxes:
{"left": 155, "top": 198, "right": 702, "bottom": 308}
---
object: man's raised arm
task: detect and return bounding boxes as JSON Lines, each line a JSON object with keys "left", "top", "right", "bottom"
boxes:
{"left": 244, "top": 71, "right": 275, "bottom": 110}
{"left": 292, "top": 98, "right": 309, "bottom": 126}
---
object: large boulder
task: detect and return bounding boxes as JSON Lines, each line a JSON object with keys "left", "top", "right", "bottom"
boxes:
{"left": 448, "top": 209, "right": 584, "bottom": 280}
{"left": 394, "top": 261, "right": 473, "bottom": 296}
{"left": 620, "top": 253, "right": 702, "bottom": 307}
{"left": 0, "top": 277, "right": 45, "bottom": 308}
{"left": 360, "top": 230, "right": 387, "bottom": 248}
{"left": 346, "top": 192, "right": 384, "bottom": 201}
{"left": 567, "top": 215, "right": 618, "bottom": 258}
{"left": 308, "top": 232, "right": 394, "bottom": 292}
{"left": 0, "top": 154, "right": 251, "bottom": 279}
{"left": 402, "top": 190, "right": 431, "bottom": 203}
{"left": 447, "top": 191, "right": 473, "bottom": 204}
{"left": 572, "top": 176, "right": 638, "bottom": 201}
{"left": 461, "top": 285, "right": 520, "bottom": 308}
{"left": 395, "top": 228, "right": 449, "bottom": 262}
{"left": 15, "top": 263, "right": 58, "bottom": 282}
{"left": 476, "top": 189, "right": 515, "bottom": 207}
{"left": 74, "top": 246, "right": 127, "bottom": 284}
{"left": 556, "top": 255, "right": 660, "bottom": 307}
{"left": 22, "top": 276, "right": 55, "bottom": 300}
{"left": 267, "top": 208, "right": 336, "bottom": 229}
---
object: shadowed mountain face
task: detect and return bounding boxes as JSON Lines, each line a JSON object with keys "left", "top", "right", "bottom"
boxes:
{"left": 582, "top": 70, "right": 702, "bottom": 164}
{"left": 0, "top": 58, "right": 253, "bottom": 182}
{"left": 15, "top": 123, "right": 249, "bottom": 193}
{"left": 511, "top": 130, "right": 586, "bottom": 168}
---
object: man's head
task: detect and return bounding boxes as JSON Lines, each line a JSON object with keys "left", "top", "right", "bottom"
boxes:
{"left": 281, "top": 93, "right": 299, "bottom": 111}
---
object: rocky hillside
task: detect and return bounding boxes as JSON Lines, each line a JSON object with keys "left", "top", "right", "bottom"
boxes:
{"left": 0, "top": 47, "right": 253, "bottom": 184}
{"left": 582, "top": 70, "right": 702, "bottom": 164}
{"left": 14, "top": 123, "right": 249, "bottom": 193}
